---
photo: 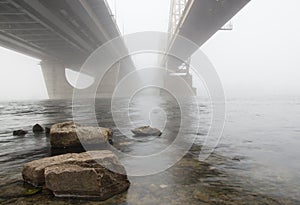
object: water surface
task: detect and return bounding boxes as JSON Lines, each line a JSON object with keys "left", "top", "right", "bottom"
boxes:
{"left": 0, "top": 96, "right": 299, "bottom": 204}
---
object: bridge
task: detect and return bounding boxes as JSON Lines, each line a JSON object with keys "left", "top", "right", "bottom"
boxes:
{"left": 164, "top": 0, "right": 250, "bottom": 95}
{"left": 0, "top": 0, "right": 133, "bottom": 99}
{"left": 0, "top": 0, "right": 250, "bottom": 99}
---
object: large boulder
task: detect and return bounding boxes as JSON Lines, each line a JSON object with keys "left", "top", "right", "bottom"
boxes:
{"left": 22, "top": 150, "right": 130, "bottom": 199}
{"left": 45, "top": 164, "right": 129, "bottom": 199}
{"left": 50, "top": 121, "right": 113, "bottom": 148}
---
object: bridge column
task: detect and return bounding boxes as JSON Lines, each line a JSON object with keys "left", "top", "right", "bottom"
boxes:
{"left": 96, "top": 62, "right": 120, "bottom": 98}
{"left": 40, "top": 59, "right": 73, "bottom": 99}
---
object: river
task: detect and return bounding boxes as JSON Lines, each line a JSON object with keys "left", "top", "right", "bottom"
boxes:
{"left": 0, "top": 96, "right": 299, "bottom": 204}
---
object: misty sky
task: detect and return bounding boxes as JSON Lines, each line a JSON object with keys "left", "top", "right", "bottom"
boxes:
{"left": 0, "top": 0, "right": 299, "bottom": 100}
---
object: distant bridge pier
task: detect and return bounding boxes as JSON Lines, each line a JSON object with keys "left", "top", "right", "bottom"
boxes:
{"left": 40, "top": 59, "right": 73, "bottom": 99}
{"left": 163, "top": 57, "right": 197, "bottom": 96}
{"left": 96, "top": 58, "right": 139, "bottom": 98}
{"left": 96, "top": 62, "right": 121, "bottom": 98}
{"left": 41, "top": 59, "right": 133, "bottom": 99}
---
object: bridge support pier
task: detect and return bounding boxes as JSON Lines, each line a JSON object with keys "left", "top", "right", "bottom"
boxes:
{"left": 96, "top": 62, "right": 120, "bottom": 98}
{"left": 40, "top": 60, "right": 73, "bottom": 99}
{"left": 41, "top": 60, "right": 132, "bottom": 99}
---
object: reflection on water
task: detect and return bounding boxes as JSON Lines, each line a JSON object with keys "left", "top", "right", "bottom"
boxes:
{"left": 0, "top": 96, "right": 300, "bottom": 204}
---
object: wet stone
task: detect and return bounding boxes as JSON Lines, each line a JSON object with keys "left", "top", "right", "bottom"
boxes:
{"left": 45, "top": 164, "right": 130, "bottom": 200}
{"left": 22, "top": 150, "right": 128, "bottom": 186}
{"left": 33, "top": 124, "right": 44, "bottom": 133}
{"left": 13, "top": 130, "right": 28, "bottom": 136}
{"left": 22, "top": 150, "right": 130, "bottom": 199}
{"left": 131, "top": 126, "right": 162, "bottom": 136}
{"left": 0, "top": 181, "right": 42, "bottom": 199}
{"left": 50, "top": 121, "right": 113, "bottom": 148}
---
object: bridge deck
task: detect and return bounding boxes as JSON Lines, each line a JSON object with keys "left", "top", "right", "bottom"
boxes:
{"left": 167, "top": 0, "right": 250, "bottom": 68}
{"left": 0, "top": 0, "right": 121, "bottom": 68}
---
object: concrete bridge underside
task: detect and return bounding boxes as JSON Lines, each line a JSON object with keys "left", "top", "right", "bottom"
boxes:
{"left": 165, "top": 0, "right": 251, "bottom": 96}
{"left": 0, "top": 0, "right": 251, "bottom": 98}
{"left": 0, "top": 0, "right": 133, "bottom": 99}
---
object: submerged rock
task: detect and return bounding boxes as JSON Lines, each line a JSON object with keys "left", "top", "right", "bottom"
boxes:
{"left": 22, "top": 150, "right": 130, "bottom": 199}
{"left": 50, "top": 121, "right": 113, "bottom": 148}
{"left": 159, "top": 184, "right": 168, "bottom": 189}
{"left": 45, "top": 127, "right": 51, "bottom": 134}
{"left": 13, "top": 130, "right": 28, "bottom": 136}
{"left": 0, "top": 181, "right": 42, "bottom": 198}
{"left": 131, "top": 126, "right": 162, "bottom": 136}
{"left": 32, "top": 124, "right": 44, "bottom": 133}
{"left": 23, "top": 187, "right": 42, "bottom": 196}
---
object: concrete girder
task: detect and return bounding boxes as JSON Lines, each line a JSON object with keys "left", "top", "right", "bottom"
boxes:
{"left": 167, "top": 0, "right": 251, "bottom": 68}
{"left": 0, "top": 30, "right": 53, "bottom": 59}
{"left": 8, "top": 0, "right": 91, "bottom": 54}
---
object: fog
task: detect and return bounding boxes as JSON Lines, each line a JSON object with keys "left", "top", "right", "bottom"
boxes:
{"left": 202, "top": 0, "right": 300, "bottom": 98}
{"left": 0, "top": 0, "right": 299, "bottom": 100}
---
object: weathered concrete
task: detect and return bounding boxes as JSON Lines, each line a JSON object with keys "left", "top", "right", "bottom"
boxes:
{"left": 13, "top": 130, "right": 28, "bottom": 136}
{"left": 164, "top": 73, "right": 196, "bottom": 96}
{"left": 96, "top": 62, "right": 120, "bottom": 98}
{"left": 40, "top": 60, "right": 74, "bottom": 99}
{"left": 0, "top": 0, "right": 123, "bottom": 67}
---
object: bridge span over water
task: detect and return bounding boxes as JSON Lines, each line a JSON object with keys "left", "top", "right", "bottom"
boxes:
{"left": 0, "top": 0, "right": 132, "bottom": 98}
{"left": 0, "top": 0, "right": 250, "bottom": 99}
{"left": 164, "top": 0, "right": 250, "bottom": 95}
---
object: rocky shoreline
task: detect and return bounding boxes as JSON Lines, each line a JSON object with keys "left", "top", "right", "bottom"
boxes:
{"left": 22, "top": 151, "right": 130, "bottom": 200}
{"left": 17, "top": 121, "right": 131, "bottom": 200}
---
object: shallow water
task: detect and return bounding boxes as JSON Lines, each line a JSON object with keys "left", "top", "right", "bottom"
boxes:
{"left": 0, "top": 96, "right": 299, "bottom": 204}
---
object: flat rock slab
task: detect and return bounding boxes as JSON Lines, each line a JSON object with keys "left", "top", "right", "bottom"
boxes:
{"left": 22, "top": 151, "right": 128, "bottom": 188}
{"left": 50, "top": 121, "right": 113, "bottom": 148}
